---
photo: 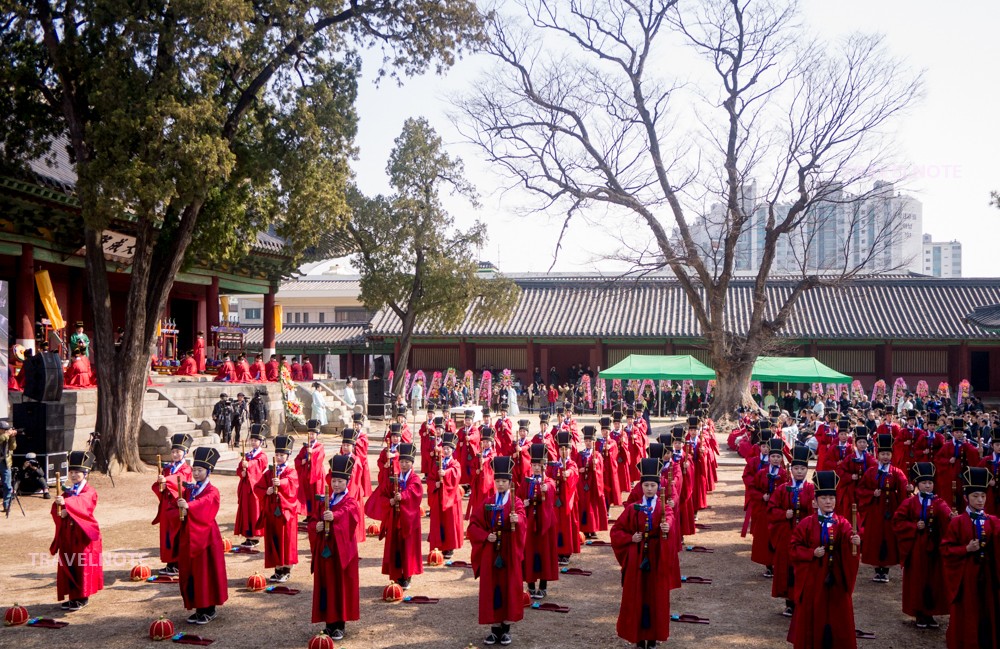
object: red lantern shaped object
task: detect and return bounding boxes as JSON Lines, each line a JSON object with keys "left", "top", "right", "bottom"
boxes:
{"left": 521, "top": 590, "right": 531, "bottom": 607}
{"left": 308, "top": 632, "right": 336, "bottom": 649}
{"left": 427, "top": 548, "right": 444, "bottom": 566}
{"left": 366, "top": 523, "right": 381, "bottom": 537}
{"left": 578, "top": 531, "right": 586, "bottom": 544}
{"left": 222, "top": 538, "right": 233, "bottom": 553}
{"left": 148, "top": 616, "right": 175, "bottom": 641}
{"left": 246, "top": 572, "right": 268, "bottom": 592}
{"left": 382, "top": 582, "right": 404, "bottom": 602}
{"left": 130, "top": 564, "right": 152, "bottom": 581}
{"left": 4, "top": 604, "right": 29, "bottom": 627}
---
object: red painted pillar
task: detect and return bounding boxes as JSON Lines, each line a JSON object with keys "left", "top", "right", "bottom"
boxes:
{"left": 458, "top": 339, "right": 470, "bottom": 370}
{"left": 17, "top": 244, "right": 35, "bottom": 350}
{"left": 263, "top": 285, "right": 276, "bottom": 362}
{"left": 525, "top": 339, "right": 535, "bottom": 384}
{"left": 884, "top": 340, "right": 893, "bottom": 379}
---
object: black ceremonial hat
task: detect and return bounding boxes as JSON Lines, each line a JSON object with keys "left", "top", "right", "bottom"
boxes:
{"left": 791, "top": 445, "right": 810, "bottom": 467}
{"left": 441, "top": 432, "right": 457, "bottom": 449}
{"left": 582, "top": 425, "right": 596, "bottom": 440}
{"left": 639, "top": 457, "right": 663, "bottom": 484}
{"left": 491, "top": 456, "right": 515, "bottom": 480}
{"left": 910, "top": 462, "right": 935, "bottom": 483}
{"left": 249, "top": 424, "right": 265, "bottom": 441}
{"left": 647, "top": 443, "right": 665, "bottom": 461}
{"left": 529, "top": 443, "right": 547, "bottom": 464}
{"left": 170, "top": 433, "right": 193, "bottom": 451}
{"left": 273, "top": 435, "right": 295, "bottom": 455}
{"left": 768, "top": 438, "right": 785, "bottom": 456}
{"left": 397, "top": 443, "right": 415, "bottom": 463}
{"left": 329, "top": 454, "right": 355, "bottom": 480}
{"left": 962, "top": 467, "right": 990, "bottom": 495}
{"left": 341, "top": 428, "right": 358, "bottom": 443}
{"left": 68, "top": 451, "right": 95, "bottom": 472}
{"left": 556, "top": 431, "right": 572, "bottom": 448}
{"left": 812, "top": 470, "right": 839, "bottom": 497}
{"left": 192, "top": 447, "right": 220, "bottom": 471}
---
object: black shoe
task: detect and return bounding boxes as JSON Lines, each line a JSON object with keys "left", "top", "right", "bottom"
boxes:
{"left": 330, "top": 628, "right": 344, "bottom": 640}
{"left": 186, "top": 613, "right": 200, "bottom": 624}
{"left": 500, "top": 633, "right": 512, "bottom": 646}
{"left": 762, "top": 568, "right": 773, "bottom": 578}
{"left": 60, "top": 600, "right": 72, "bottom": 610}
{"left": 194, "top": 613, "right": 215, "bottom": 625}
{"left": 915, "top": 617, "right": 928, "bottom": 629}
{"left": 443, "top": 550, "right": 454, "bottom": 560}
{"left": 398, "top": 578, "right": 411, "bottom": 590}
{"left": 527, "top": 587, "right": 538, "bottom": 599}
{"left": 485, "top": 633, "right": 499, "bottom": 645}
{"left": 66, "top": 599, "right": 88, "bottom": 612}
{"left": 268, "top": 571, "right": 282, "bottom": 582}
{"left": 43, "top": 491, "right": 51, "bottom": 499}
{"left": 926, "top": 617, "right": 939, "bottom": 629}
{"left": 782, "top": 606, "right": 794, "bottom": 617}
{"left": 537, "top": 589, "right": 547, "bottom": 599}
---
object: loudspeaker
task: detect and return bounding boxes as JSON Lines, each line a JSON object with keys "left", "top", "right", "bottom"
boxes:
{"left": 13, "top": 402, "right": 71, "bottom": 454}
{"left": 22, "top": 351, "right": 65, "bottom": 402}
{"left": 367, "top": 379, "right": 385, "bottom": 418}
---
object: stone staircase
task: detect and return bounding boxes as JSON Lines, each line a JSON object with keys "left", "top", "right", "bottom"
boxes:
{"left": 138, "top": 390, "right": 239, "bottom": 466}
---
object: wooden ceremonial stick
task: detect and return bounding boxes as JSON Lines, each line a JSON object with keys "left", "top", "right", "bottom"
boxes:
{"left": 55, "top": 472, "right": 63, "bottom": 517}
{"left": 178, "top": 475, "right": 186, "bottom": 522}
{"left": 325, "top": 480, "right": 333, "bottom": 540}
{"left": 851, "top": 503, "right": 858, "bottom": 556}
{"left": 157, "top": 455, "right": 164, "bottom": 492}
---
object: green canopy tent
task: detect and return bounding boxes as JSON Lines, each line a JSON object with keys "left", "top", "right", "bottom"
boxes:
{"left": 599, "top": 354, "right": 717, "bottom": 380}
{"left": 750, "top": 356, "right": 852, "bottom": 384}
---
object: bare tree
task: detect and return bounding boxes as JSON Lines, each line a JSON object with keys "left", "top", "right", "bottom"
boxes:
{"left": 456, "top": 0, "right": 922, "bottom": 417}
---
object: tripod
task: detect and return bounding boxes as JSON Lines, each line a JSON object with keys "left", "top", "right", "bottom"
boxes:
{"left": 6, "top": 468, "right": 26, "bottom": 518}
{"left": 88, "top": 431, "right": 116, "bottom": 488}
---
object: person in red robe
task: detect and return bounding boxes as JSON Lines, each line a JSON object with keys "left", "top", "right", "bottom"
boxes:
{"left": 302, "top": 358, "right": 314, "bottom": 381}
{"left": 494, "top": 403, "right": 515, "bottom": 456}
{"left": 455, "top": 409, "right": 482, "bottom": 488}
{"left": 212, "top": 353, "right": 236, "bottom": 382}
{"left": 611, "top": 457, "right": 675, "bottom": 649}
{"left": 347, "top": 416, "right": 373, "bottom": 503}
{"left": 766, "top": 445, "right": 815, "bottom": 617}
{"left": 152, "top": 434, "right": 194, "bottom": 576}
{"left": 835, "top": 426, "right": 875, "bottom": 519}
{"left": 818, "top": 420, "right": 853, "bottom": 472}
{"left": 255, "top": 435, "right": 299, "bottom": 582}
{"left": 391, "top": 405, "right": 413, "bottom": 444}
{"left": 309, "top": 454, "right": 362, "bottom": 641}
{"left": 624, "top": 409, "right": 647, "bottom": 484}
{"left": 813, "top": 413, "right": 840, "bottom": 470}
{"left": 377, "top": 424, "right": 403, "bottom": 488}
{"left": 979, "top": 437, "right": 1000, "bottom": 516}
{"left": 235, "top": 425, "right": 268, "bottom": 546}
{"left": 518, "top": 443, "right": 559, "bottom": 599}
{"left": 857, "top": 432, "right": 910, "bottom": 583}
{"left": 294, "top": 421, "right": 326, "bottom": 521}
{"left": 64, "top": 347, "right": 96, "bottom": 388}
{"left": 234, "top": 353, "right": 253, "bottom": 383}
{"left": 374, "top": 443, "right": 424, "bottom": 589}
{"left": 420, "top": 413, "right": 442, "bottom": 478}
{"left": 332, "top": 428, "right": 367, "bottom": 544}
{"left": 787, "top": 470, "right": 861, "bottom": 649}
{"left": 597, "top": 416, "right": 623, "bottom": 511}
{"left": 194, "top": 331, "right": 206, "bottom": 373}
{"left": 290, "top": 357, "right": 303, "bottom": 381}
{"left": 893, "top": 409, "right": 924, "bottom": 475}
{"left": 467, "top": 456, "right": 526, "bottom": 646}
{"left": 549, "top": 431, "right": 581, "bottom": 563}
{"left": 165, "top": 447, "right": 228, "bottom": 624}
{"left": 915, "top": 412, "right": 946, "bottom": 462}
{"left": 892, "top": 461, "right": 953, "bottom": 629}
{"left": 936, "top": 420, "right": 983, "bottom": 513}
{"left": 687, "top": 416, "right": 711, "bottom": 514}
{"left": 282, "top": 357, "right": 293, "bottom": 379}
{"left": 532, "top": 412, "right": 558, "bottom": 461}
{"left": 427, "top": 432, "right": 463, "bottom": 560}
{"left": 941, "top": 467, "right": 1000, "bottom": 649}
{"left": 50, "top": 451, "right": 104, "bottom": 611}
{"left": 625, "top": 443, "right": 682, "bottom": 591}
{"left": 512, "top": 419, "right": 533, "bottom": 487}
{"left": 749, "top": 438, "right": 789, "bottom": 576}
{"left": 576, "top": 425, "right": 607, "bottom": 538}
{"left": 249, "top": 353, "right": 266, "bottom": 381}
{"left": 466, "top": 427, "right": 497, "bottom": 521}
{"left": 264, "top": 355, "right": 280, "bottom": 381}
{"left": 176, "top": 350, "right": 198, "bottom": 376}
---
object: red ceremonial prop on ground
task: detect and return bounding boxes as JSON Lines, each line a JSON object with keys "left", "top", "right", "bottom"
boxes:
{"left": 246, "top": 573, "right": 267, "bottom": 592}
{"left": 382, "top": 582, "right": 404, "bottom": 602}
{"left": 130, "top": 564, "right": 152, "bottom": 581}
{"left": 427, "top": 548, "right": 444, "bottom": 566}
{"left": 222, "top": 538, "right": 233, "bottom": 553}
{"left": 4, "top": 604, "right": 29, "bottom": 626}
{"left": 308, "top": 632, "right": 336, "bottom": 649}
{"left": 366, "top": 523, "right": 380, "bottom": 537}
{"left": 148, "top": 616, "right": 175, "bottom": 641}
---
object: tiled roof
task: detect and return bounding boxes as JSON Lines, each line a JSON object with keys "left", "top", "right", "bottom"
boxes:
{"left": 244, "top": 323, "right": 368, "bottom": 347}
{"left": 966, "top": 304, "right": 1000, "bottom": 330}
{"left": 278, "top": 277, "right": 362, "bottom": 293}
{"left": 368, "top": 276, "right": 1000, "bottom": 341}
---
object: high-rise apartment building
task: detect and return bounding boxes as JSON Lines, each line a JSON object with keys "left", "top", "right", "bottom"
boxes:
{"left": 921, "top": 233, "right": 962, "bottom": 277}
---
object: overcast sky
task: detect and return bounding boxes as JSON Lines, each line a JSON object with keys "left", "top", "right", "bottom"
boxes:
{"left": 347, "top": 0, "right": 999, "bottom": 277}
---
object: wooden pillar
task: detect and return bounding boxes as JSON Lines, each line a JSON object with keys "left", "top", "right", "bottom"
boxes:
{"left": 17, "top": 244, "right": 35, "bottom": 349}
{"left": 807, "top": 340, "right": 818, "bottom": 358}
{"left": 539, "top": 345, "right": 550, "bottom": 384}
{"left": 206, "top": 275, "right": 220, "bottom": 360}
{"left": 958, "top": 342, "right": 970, "bottom": 383}
{"left": 458, "top": 339, "right": 470, "bottom": 370}
{"left": 884, "top": 340, "right": 893, "bottom": 379}
{"left": 525, "top": 339, "right": 535, "bottom": 384}
{"left": 346, "top": 349, "right": 355, "bottom": 378}
{"left": 262, "top": 284, "right": 276, "bottom": 361}
{"left": 875, "top": 342, "right": 888, "bottom": 380}
{"left": 665, "top": 340, "right": 675, "bottom": 355}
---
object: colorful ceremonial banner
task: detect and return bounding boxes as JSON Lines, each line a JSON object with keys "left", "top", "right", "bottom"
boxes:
{"left": 274, "top": 305, "right": 283, "bottom": 334}
{"left": 34, "top": 270, "right": 65, "bottom": 331}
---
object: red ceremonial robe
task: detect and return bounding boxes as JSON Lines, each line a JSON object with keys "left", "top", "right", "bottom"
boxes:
{"left": 856, "top": 463, "right": 909, "bottom": 567}
{"left": 302, "top": 361, "right": 314, "bottom": 381}
{"left": 512, "top": 438, "right": 532, "bottom": 487}
{"left": 494, "top": 417, "right": 515, "bottom": 456}
{"left": 979, "top": 453, "right": 1000, "bottom": 516}
{"left": 835, "top": 451, "right": 875, "bottom": 519}
{"left": 766, "top": 479, "right": 816, "bottom": 600}
{"left": 427, "top": 455, "right": 463, "bottom": 552}
{"left": 624, "top": 423, "right": 647, "bottom": 483}
{"left": 936, "top": 441, "right": 982, "bottom": 511}
{"left": 625, "top": 465, "right": 683, "bottom": 590}
{"left": 576, "top": 448, "right": 608, "bottom": 533}
{"left": 517, "top": 475, "right": 559, "bottom": 583}
{"left": 914, "top": 428, "right": 945, "bottom": 462}
{"left": 309, "top": 492, "right": 362, "bottom": 624}
{"left": 892, "top": 493, "right": 952, "bottom": 617}
{"left": 152, "top": 461, "right": 194, "bottom": 562}
{"left": 787, "top": 513, "right": 859, "bottom": 649}
{"left": 597, "top": 436, "right": 623, "bottom": 507}
{"left": 249, "top": 360, "right": 266, "bottom": 381}
{"left": 610, "top": 496, "right": 674, "bottom": 644}
{"left": 941, "top": 512, "right": 1000, "bottom": 649}
{"left": 547, "top": 460, "right": 581, "bottom": 555}
{"left": 818, "top": 442, "right": 853, "bottom": 472}
{"left": 291, "top": 362, "right": 303, "bottom": 381}
{"left": 688, "top": 431, "right": 711, "bottom": 511}
{"left": 531, "top": 430, "right": 558, "bottom": 461}
{"left": 234, "top": 359, "right": 253, "bottom": 383}
{"left": 194, "top": 337, "right": 206, "bottom": 372}
{"left": 165, "top": 481, "right": 229, "bottom": 609}
{"left": 677, "top": 451, "right": 697, "bottom": 537}
{"left": 64, "top": 356, "right": 95, "bottom": 388}
{"left": 456, "top": 425, "right": 482, "bottom": 486}
{"left": 213, "top": 360, "right": 236, "bottom": 382}
{"left": 611, "top": 430, "right": 632, "bottom": 493}
{"left": 467, "top": 491, "right": 526, "bottom": 624}
{"left": 465, "top": 450, "right": 496, "bottom": 521}
{"left": 813, "top": 424, "right": 837, "bottom": 469}
{"left": 50, "top": 483, "right": 104, "bottom": 601}
{"left": 418, "top": 421, "right": 439, "bottom": 475}
{"left": 255, "top": 464, "right": 300, "bottom": 568}
{"left": 352, "top": 433, "right": 373, "bottom": 500}
{"left": 176, "top": 357, "right": 198, "bottom": 376}
{"left": 294, "top": 441, "right": 327, "bottom": 519}
{"left": 264, "top": 360, "right": 279, "bottom": 381}
{"left": 235, "top": 449, "right": 268, "bottom": 538}
{"left": 892, "top": 425, "right": 923, "bottom": 474}
{"left": 377, "top": 469, "right": 424, "bottom": 581}
{"left": 749, "top": 466, "right": 789, "bottom": 566}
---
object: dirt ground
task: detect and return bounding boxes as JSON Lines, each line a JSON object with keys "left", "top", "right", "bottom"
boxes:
{"left": 0, "top": 418, "right": 949, "bottom": 648}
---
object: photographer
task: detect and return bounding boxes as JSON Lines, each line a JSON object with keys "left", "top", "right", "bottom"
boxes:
{"left": 250, "top": 389, "right": 268, "bottom": 426}
{"left": 213, "top": 393, "right": 234, "bottom": 445}
{"left": 0, "top": 420, "right": 16, "bottom": 514}
{"left": 19, "top": 453, "right": 49, "bottom": 497}
{"left": 231, "top": 393, "right": 249, "bottom": 448}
